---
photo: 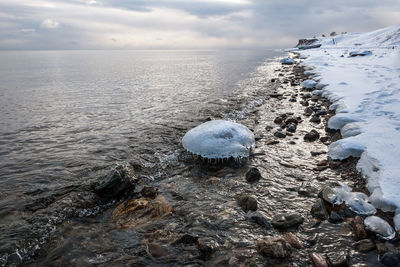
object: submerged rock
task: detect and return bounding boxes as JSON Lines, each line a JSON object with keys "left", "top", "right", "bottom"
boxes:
{"left": 380, "top": 252, "right": 400, "bottom": 267}
{"left": 352, "top": 216, "right": 368, "bottom": 240}
{"left": 141, "top": 186, "right": 159, "bottom": 199}
{"left": 247, "top": 211, "right": 272, "bottom": 229}
{"left": 236, "top": 194, "right": 258, "bottom": 212}
{"left": 364, "top": 216, "right": 395, "bottom": 240}
{"left": 309, "top": 252, "right": 330, "bottom": 267}
{"left": 257, "top": 237, "right": 292, "bottom": 258}
{"left": 354, "top": 239, "right": 375, "bottom": 253}
{"left": 311, "top": 198, "right": 328, "bottom": 220}
{"left": 272, "top": 213, "right": 304, "bottom": 229}
{"left": 245, "top": 167, "right": 262, "bottom": 183}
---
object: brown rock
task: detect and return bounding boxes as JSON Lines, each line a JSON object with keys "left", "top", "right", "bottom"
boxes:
{"left": 311, "top": 198, "right": 328, "bottom": 220}
{"left": 257, "top": 237, "right": 292, "bottom": 258}
{"left": 141, "top": 186, "right": 159, "bottom": 198}
{"left": 304, "top": 130, "right": 320, "bottom": 142}
{"left": 112, "top": 195, "right": 174, "bottom": 229}
{"left": 309, "top": 252, "right": 330, "bottom": 267}
{"left": 274, "top": 117, "right": 283, "bottom": 124}
{"left": 236, "top": 194, "right": 258, "bottom": 212}
{"left": 351, "top": 216, "right": 367, "bottom": 240}
{"left": 146, "top": 243, "right": 168, "bottom": 258}
{"left": 317, "top": 160, "right": 329, "bottom": 166}
{"left": 283, "top": 233, "right": 302, "bottom": 249}
{"left": 285, "top": 117, "right": 299, "bottom": 125}
{"left": 355, "top": 239, "right": 375, "bottom": 252}
{"left": 266, "top": 139, "right": 280, "bottom": 145}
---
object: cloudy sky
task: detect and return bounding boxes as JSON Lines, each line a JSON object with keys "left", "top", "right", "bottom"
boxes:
{"left": 0, "top": 0, "right": 399, "bottom": 50}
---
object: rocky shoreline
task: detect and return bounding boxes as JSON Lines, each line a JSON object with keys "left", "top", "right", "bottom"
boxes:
{"left": 23, "top": 54, "right": 400, "bottom": 266}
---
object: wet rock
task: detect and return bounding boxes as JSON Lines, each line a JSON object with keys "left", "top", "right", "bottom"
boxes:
{"left": 314, "top": 166, "right": 329, "bottom": 172}
{"left": 265, "top": 125, "right": 274, "bottom": 131}
{"left": 141, "top": 186, "right": 159, "bottom": 199}
{"left": 111, "top": 195, "right": 174, "bottom": 229}
{"left": 347, "top": 198, "right": 376, "bottom": 216}
{"left": 310, "top": 116, "right": 321, "bottom": 124}
{"left": 309, "top": 252, "right": 330, "bottom": 267}
{"left": 197, "top": 237, "right": 219, "bottom": 259}
{"left": 286, "top": 123, "right": 297, "bottom": 133}
{"left": 311, "top": 151, "right": 326, "bottom": 157}
{"left": 146, "top": 243, "right": 168, "bottom": 258}
{"left": 304, "top": 107, "right": 314, "bottom": 116}
{"left": 320, "top": 136, "right": 330, "bottom": 143}
{"left": 298, "top": 184, "right": 317, "bottom": 197}
{"left": 274, "top": 131, "right": 286, "bottom": 139}
{"left": 304, "top": 130, "right": 320, "bottom": 142}
{"left": 381, "top": 252, "right": 400, "bottom": 267}
{"left": 247, "top": 211, "right": 271, "bottom": 229}
{"left": 317, "top": 159, "right": 328, "bottom": 166}
{"left": 236, "top": 194, "right": 258, "bottom": 212}
{"left": 311, "top": 198, "right": 328, "bottom": 220}
{"left": 266, "top": 139, "right": 280, "bottom": 145}
{"left": 300, "top": 100, "right": 309, "bottom": 106}
{"left": 289, "top": 97, "right": 297, "bottom": 102}
{"left": 280, "top": 122, "right": 287, "bottom": 129}
{"left": 376, "top": 242, "right": 390, "bottom": 254}
{"left": 246, "top": 167, "right": 262, "bottom": 183}
{"left": 329, "top": 211, "right": 344, "bottom": 223}
{"left": 93, "top": 164, "right": 138, "bottom": 198}
{"left": 274, "top": 117, "right": 283, "bottom": 124}
{"left": 318, "top": 182, "right": 344, "bottom": 204}
{"left": 354, "top": 239, "right": 375, "bottom": 253}
{"left": 257, "top": 237, "right": 292, "bottom": 258}
{"left": 316, "top": 110, "right": 328, "bottom": 116}
{"left": 269, "top": 92, "right": 283, "bottom": 98}
{"left": 351, "top": 216, "right": 367, "bottom": 240}
{"left": 285, "top": 117, "right": 299, "bottom": 125}
{"left": 272, "top": 213, "right": 304, "bottom": 229}
{"left": 283, "top": 232, "right": 302, "bottom": 249}
{"left": 364, "top": 216, "right": 395, "bottom": 240}
{"left": 172, "top": 234, "right": 198, "bottom": 245}
{"left": 329, "top": 160, "right": 342, "bottom": 169}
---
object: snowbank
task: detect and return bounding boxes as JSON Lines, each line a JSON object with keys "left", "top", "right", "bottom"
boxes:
{"left": 297, "top": 24, "right": 400, "bottom": 221}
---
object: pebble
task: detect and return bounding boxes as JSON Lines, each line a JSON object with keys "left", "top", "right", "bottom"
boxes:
{"left": 274, "top": 131, "right": 286, "bottom": 138}
{"left": 257, "top": 237, "right": 292, "bottom": 258}
{"left": 304, "top": 130, "right": 320, "bottom": 142}
{"left": 351, "top": 216, "right": 367, "bottom": 240}
{"left": 236, "top": 194, "right": 258, "bottom": 212}
{"left": 141, "top": 186, "right": 159, "bottom": 198}
{"left": 245, "top": 167, "right": 262, "bottom": 183}
{"left": 354, "top": 239, "right": 375, "bottom": 252}
{"left": 286, "top": 123, "right": 297, "bottom": 133}
{"left": 310, "top": 116, "right": 321, "bottom": 124}
{"left": 309, "top": 252, "right": 330, "bottom": 267}
{"left": 266, "top": 139, "right": 280, "bottom": 145}
{"left": 274, "top": 117, "right": 283, "bottom": 124}
{"left": 247, "top": 211, "right": 272, "bottom": 229}
{"left": 271, "top": 213, "right": 304, "bottom": 229}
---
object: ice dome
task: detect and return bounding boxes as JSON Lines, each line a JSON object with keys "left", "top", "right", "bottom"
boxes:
{"left": 182, "top": 120, "right": 255, "bottom": 159}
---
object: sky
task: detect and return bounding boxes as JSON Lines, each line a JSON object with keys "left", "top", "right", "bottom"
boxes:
{"left": 0, "top": 0, "right": 399, "bottom": 50}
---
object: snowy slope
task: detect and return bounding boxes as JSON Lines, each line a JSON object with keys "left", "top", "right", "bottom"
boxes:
{"left": 297, "top": 25, "right": 400, "bottom": 220}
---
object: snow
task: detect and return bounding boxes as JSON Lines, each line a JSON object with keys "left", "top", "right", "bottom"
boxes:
{"left": 300, "top": 79, "right": 317, "bottom": 89}
{"left": 182, "top": 120, "right": 255, "bottom": 159}
{"left": 364, "top": 216, "right": 395, "bottom": 240}
{"left": 296, "top": 24, "right": 400, "bottom": 226}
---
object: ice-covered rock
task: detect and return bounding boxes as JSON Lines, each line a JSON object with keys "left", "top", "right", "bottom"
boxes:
{"left": 364, "top": 216, "right": 395, "bottom": 240}
{"left": 349, "top": 50, "right": 372, "bottom": 57}
{"left": 300, "top": 79, "right": 317, "bottom": 89}
{"left": 347, "top": 198, "right": 376, "bottom": 216}
{"left": 182, "top": 120, "right": 255, "bottom": 159}
{"left": 280, "top": 58, "right": 295, "bottom": 65}
{"left": 328, "top": 139, "right": 366, "bottom": 160}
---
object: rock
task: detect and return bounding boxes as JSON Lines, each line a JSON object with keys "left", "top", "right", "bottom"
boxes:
{"left": 301, "top": 100, "right": 309, "bottom": 106}
{"left": 172, "top": 234, "right": 198, "bottom": 245}
{"left": 272, "top": 213, "right": 304, "bottom": 229}
{"left": 304, "top": 107, "right": 314, "bottom": 115}
{"left": 141, "top": 186, "right": 159, "bottom": 199}
{"left": 247, "top": 211, "right": 271, "bottom": 229}
{"left": 317, "top": 159, "right": 328, "bottom": 166}
{"left": 286, "top": 123, "right": 297, "bottom": 133}
{"left": 285, "top": 117, "right": 299, "bottom": 125}
{"left": 289, "top": 97, "right": 297, "bottom": 102}
{"left": 283, "top": 233, "right": 302, "bottom": 249}
{"left": 246, "top": 167, "right": 262, "bottom": 183}
{"left": 146, "top": 243, "right": 168, "bottom": 258}
{"left": 281, "top": 57, "right": 295, "bottom": 65}
{"left": 236, "top": 194, "right": 258, "bottom": 212}
{"left": 351, "top": 216, "right": 367, "bottom": 240}
{"left": 354, "top": 239, "right": 375, "bottom": 253}
{"left": 311, "top": 199, "right": 328, "bottom": 220}
{"left": 349, "top": 51, "right": 372, "bottom": 57}
{"left": 93, "top": 164, "right": 138, "bottom": 198}
{"left": 266, "top": 139, "right": 280, "bottom": 145}
{"left": 329, "top": 211, "right": 344, "bottom": 223}
{"left": 274, "top": 131, "right": 286, "bottom": 139}
{"left": 316, "top": 110, "right": 328, "bottom": 116}
{"left": 274, "top": 117, "right": 283, "bottom": 124}
{"left": 376, "top": 242, "right": 390, "bottom": 254}
{"left": 310, "top": 116, "right": 321, "bottom": 124}
{"left": 111, "top": 195, "right": 174, "bottom": 229}
{"left": 311, "top": 151, "right": 326, "bottom": 157}
{"left": 304, "top": 130, "right": 320, "bottom": 142}
{"left": 309, "top": 252, "right": 330, "bottom": 267}
{"left": 298, "top": 184, "right": 317, "bottom": 197}
{"left": 380, "top": 252, "right": 400, "bottom": 267}
{"left": 280, "top": 122, "right": 287, "bottom": 129}
{"left": 364, "top": 216, "right": 395, "bottom": 240}
{"left": 197, "top": 238, "right": 219, "bottom": 258}
{"left": 314, "top": 166, "right": 329, "bottom": 172}
{"left": 257, "top": 237, "right": 292, "bottom": 258}
{"left": 347, "top": 198, "right": 376, "bottom": 216}
{"left": 269, "top": 92, "right": 283, "bottom": 98}
{"left": 320, "top": 136, "right": 330, "bottom": 143}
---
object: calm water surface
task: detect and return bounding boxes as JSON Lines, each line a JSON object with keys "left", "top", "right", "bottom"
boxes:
{"left": 0, "top": 50, "right": 281, "bottom": 264}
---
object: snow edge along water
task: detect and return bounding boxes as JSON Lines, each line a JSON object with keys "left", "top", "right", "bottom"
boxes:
{"left": 292, "top": 24, "right": 400, "bottom": 231}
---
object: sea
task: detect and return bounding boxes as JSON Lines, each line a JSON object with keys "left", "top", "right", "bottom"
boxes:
{"left": 0, "top": 49, "right": 282, "bottom": 265}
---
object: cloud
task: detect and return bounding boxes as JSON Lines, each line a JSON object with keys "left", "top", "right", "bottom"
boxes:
{"left": 0, "top": 0, "right": 399, "bottom": 50}
{"left": 40, "top": 18, "right": 60, "bottom": 29}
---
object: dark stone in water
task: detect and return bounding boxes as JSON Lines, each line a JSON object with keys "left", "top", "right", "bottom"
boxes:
{"left": 285, "top": 117, "right": 299, "bottom": 125}
{"left": 93, "top": 164, "right": 138, "bottom": 198}
{"left": 246, "top": 167, "right": 262, "bottom": 183}
{"left": 172, "top": 234, "right": 198, "bottom": 245}
{"left": 316, "top": 110, "right": 328, "bottom": 116}
{"left": 274, "top": 131, "right": 286, "bottom": 139}
{"left": 247, "top": 211, "right": 272, "bottom": 229}
{"left": 274, "top": 116, "right": 283, "bottom": 124}
{"left": 320, "top": 136, "right": 330, "bottom": 143}
{"left": 236, "top": 194, "right": 258, "bottom": 212}
{"left": 351, "top": 216, "right": 367, "bottom": 240}
{"left": 329, "top": 211, "right": 344, "bottom": 223}
{"left": 380, "top": 252, "right": 400, "bottom": 267}
{"left": 310, "top": 116, "right": 321, "bottom": 124}
{"left": 354, "top": 239, "right": 375, "bottom": 252}
{"left": 304, "top": 130, "right": 320, "bottom": 142}
{"left": 311, "top": 199, "right": 328, "bottom": 220}
{"left": 309, "top": 252, "right": 330, "bottom": 267}
{"left": 197, "top": 238, "right": 219, "bottom": 259}
{"left": 271, "top": 213, "right": 304, "bottom": 229}
{"left": 286, "top": 123, "right": 297, "bottom": 133}
{"left": 257, "top": 237, "right": 292, "bottom": 258}
{"left": 141, "top": 186, "right": 159, "bottom": 199}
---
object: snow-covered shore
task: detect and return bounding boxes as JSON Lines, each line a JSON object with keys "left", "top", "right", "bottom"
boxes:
{"left": 296, "top": 24, "right": 400, "bottom": 227}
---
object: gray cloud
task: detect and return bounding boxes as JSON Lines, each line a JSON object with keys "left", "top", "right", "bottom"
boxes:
{"left": 0, "top": 0, "right": 399, "bottom": 50}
